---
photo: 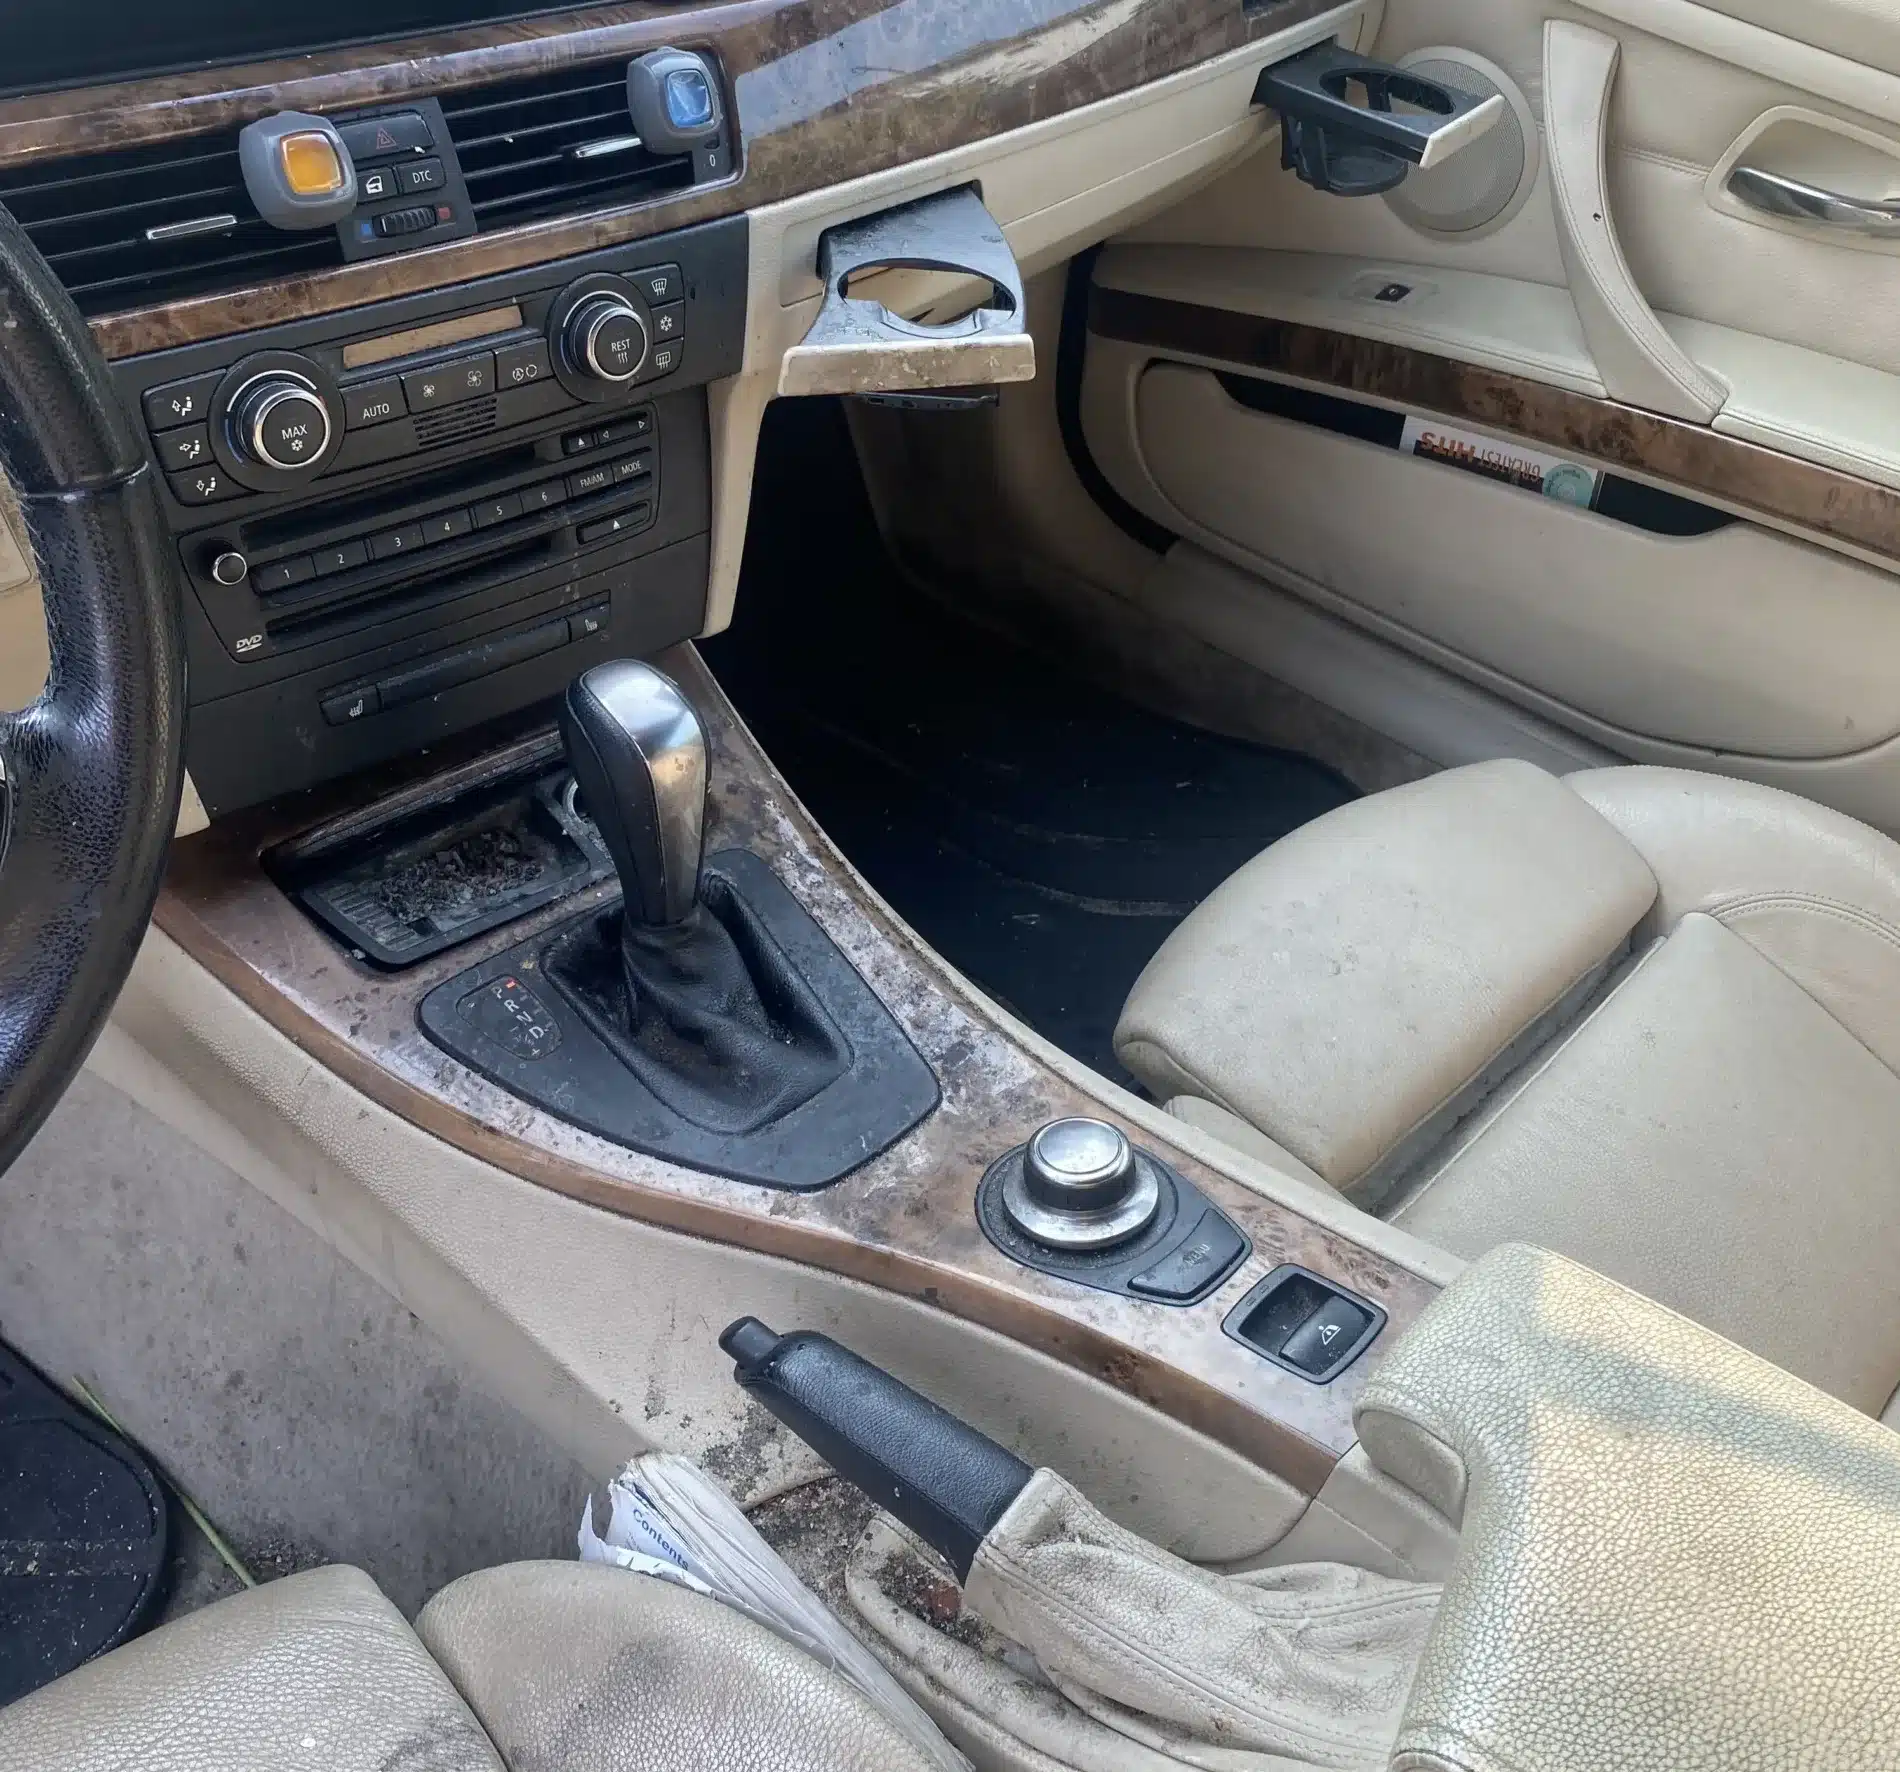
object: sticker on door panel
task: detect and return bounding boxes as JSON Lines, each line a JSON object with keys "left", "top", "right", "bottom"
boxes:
{"left": 1399, "top": 416, "right": 1600, "bottom": 509}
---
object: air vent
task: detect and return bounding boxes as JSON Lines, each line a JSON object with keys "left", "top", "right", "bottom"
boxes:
{"left": 0, "top": 134, "right": 340, "bottom": 316}
{"left": 441, "top": 63, "right": 695, "bottom": 230}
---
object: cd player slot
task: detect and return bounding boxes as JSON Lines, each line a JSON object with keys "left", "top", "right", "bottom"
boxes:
{"left": 267, "top": 538, "right": 554, "bottom": 643}
{"left": 240, "top": 442, "right": 545, "bottom": 552}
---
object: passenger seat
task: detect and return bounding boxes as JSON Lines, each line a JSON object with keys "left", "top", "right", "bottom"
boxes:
{"left": 1115, "top": 760, "right": 1900, "bottom": 1420}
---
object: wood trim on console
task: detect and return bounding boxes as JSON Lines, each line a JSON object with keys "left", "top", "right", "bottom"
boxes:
{"left": 1090, "top": 285, "right": 1900, "bottom": 566}
{"left": 0, "top": 0, "right": 1344, "bottom": 360}
{"left": 153, "top": 644, "right": 1438, "bottom": 1498}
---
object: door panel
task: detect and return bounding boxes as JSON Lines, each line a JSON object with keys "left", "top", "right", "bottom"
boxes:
{"left": 1080, "top": 0, "right": 1900, "bottom": 815}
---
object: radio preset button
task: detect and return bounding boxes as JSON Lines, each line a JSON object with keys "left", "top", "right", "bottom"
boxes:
{"left": 343, "top": 379, "right": 406, "bottom": 429}
{"left": 496, "top": 339, "right": 553, "bottom": 389}
{"left": 370, "top": 524, "right": 426, "bottom": 560}
{"left": 522, "top": 481, "right": 568, "bottom": 512}
{"left": 155, "top": 424, "right": 212, "bottom": 471}
{"left": 471, "top": 492, "right": 524, "bottom": 529}
{"left": 314, "top": 538, "right": 371, "bottom": 577}
{"left": 252, "top": 555, "right": 315, "bottom": 595}
{"left": 143, "top": 373, "right": 222, "bottom": 434}
{"left": 422, "top": 508, "right": 474, "bottom": 545}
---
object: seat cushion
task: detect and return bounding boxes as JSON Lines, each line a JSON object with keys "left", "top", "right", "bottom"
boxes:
{"left": 416, "top": 1560, "right": 939, "bottom": 1772}
{"left": 0, "top": 1565, "right": 500, "bottom": 1772}
{"left": 1394, "top": 913, "right": 1900, "bottom": 1415}
{"left": 1573, "top": 765, "right": 1900, "bottom": 1074}
{"left": 1115, "top": 759, "right": 1657, "bottom": 1195}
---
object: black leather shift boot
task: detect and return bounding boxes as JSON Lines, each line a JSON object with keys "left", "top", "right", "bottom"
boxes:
{"left": 543, "top": 868, "right": 848, "bottom": 1135}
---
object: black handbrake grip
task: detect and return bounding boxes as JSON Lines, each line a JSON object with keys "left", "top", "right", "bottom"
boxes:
{"left": 720, "top": 1317, "right": 1033, "bottom": 1579}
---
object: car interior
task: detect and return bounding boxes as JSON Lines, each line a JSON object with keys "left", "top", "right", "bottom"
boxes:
{"left": 3, "top": 0, "right": 1900, "bottom": 1766}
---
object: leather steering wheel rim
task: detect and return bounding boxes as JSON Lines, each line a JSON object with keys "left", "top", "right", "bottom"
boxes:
{"left": 0, "top": 203, "right": 185, "bottom": 1175}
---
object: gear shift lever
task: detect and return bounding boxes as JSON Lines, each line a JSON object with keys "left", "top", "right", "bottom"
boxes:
{"left": 559, "top": 660, "right": 707, "bottom": 926}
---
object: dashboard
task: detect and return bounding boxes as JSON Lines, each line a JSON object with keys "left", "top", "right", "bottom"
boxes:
{"left": 0, "top": 0, "right": 1337, "bottom": 816}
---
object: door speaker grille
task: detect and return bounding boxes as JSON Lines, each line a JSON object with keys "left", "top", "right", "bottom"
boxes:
{"left": 1383, "top": 51, "right": 1538, "bottom": 239}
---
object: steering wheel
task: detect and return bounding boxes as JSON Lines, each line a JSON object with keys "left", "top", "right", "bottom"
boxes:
{"left": 0, "top": 206, "right": 185, "bottom": 1176}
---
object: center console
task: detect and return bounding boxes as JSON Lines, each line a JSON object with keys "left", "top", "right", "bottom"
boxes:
{"left": 112, "top": 214, "right": 747, "bottom": 816}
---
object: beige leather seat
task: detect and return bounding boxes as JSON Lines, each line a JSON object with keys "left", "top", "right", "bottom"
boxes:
{"left": 0, "top": 1558, "right": 936, "bottom": 1772}
{"left": 1116, "top": 759, "right": 1900, "bottom": 1420}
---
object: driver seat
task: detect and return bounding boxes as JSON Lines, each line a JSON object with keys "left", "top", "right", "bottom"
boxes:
{"left": 0, "top": 1559, "right": 937, "bottom": 1772}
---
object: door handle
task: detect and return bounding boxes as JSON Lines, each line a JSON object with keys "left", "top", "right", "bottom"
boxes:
{"left": 1728, "top": 164, "right": 1900, "bottom": 237}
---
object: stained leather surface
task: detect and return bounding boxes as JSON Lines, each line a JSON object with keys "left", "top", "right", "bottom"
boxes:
{"left": 0, "top": 1565, "right": 501, "bottom": 1772}
{"left": 964, "top": 1468, "right": 1440, "bottom": 1768}
{"left": 1115, "top": 759, "right": 1655, "bottom": 1190}
{"left": 0, "top": 203, "right": 185, "bottom": 1175}
{"left": 1572, "top": 764, "right": 1900, "bottom": 1075}
{"left": 1395, "top": 913, "right": 1900, "bottom": 1413}
{"left": 1359, "top": 1243, "right": 1900, "bottom": 1772}
{"left": 417, "top": 1560, "right": 938, "bottom": 1772}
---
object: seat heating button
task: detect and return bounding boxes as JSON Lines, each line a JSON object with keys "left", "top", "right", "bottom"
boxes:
{"left": 568, "top": 604, "right": 610, "bottom": 641}
{"left": 1279, "top": 1296, "right": 1373, "bottom": 1377}
{"left": 1127, "top": 1210, "right": 1247, "bottom": 1303}
{"left": 320, "top": 685, "right": 379, "bottom": 725}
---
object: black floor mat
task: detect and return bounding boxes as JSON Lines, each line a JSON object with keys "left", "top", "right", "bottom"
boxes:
{"left": 0, "top": 1344, "right": 170, "bottom": 1704}
{"left": 702, "top": 399, "right": 1356, "bottom": 1088}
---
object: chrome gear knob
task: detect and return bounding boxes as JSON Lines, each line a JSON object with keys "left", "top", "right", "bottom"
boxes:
{"left": 559, "top": 658, "right": 707, "bottom": 927}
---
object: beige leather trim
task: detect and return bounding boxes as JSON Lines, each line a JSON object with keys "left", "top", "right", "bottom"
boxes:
{"left": 0, "top": 1565, "right": 502, "bottom": 1772}
{"left": 1162, "top": 1096, "right": 1333, "bottom": 1190}
{"left": 1544, "top": 20, "right": 1727, "bottom": 421}
{"left": 1362, "top": 1242, "right": 1900, "bottom": 1772}
{"left": 419, "top": 1561, "right": 939, "bottom": 1772}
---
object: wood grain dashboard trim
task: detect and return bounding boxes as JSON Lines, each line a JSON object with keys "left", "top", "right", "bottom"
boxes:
{"left": 1089, "top": 285, "right": 1900, "bottom": 567}
{"left": 0, "top": 0, "right": 1345, "bottom": 360}
{"left": 153, "top": 644, "right": 1439, "bottom": 1497}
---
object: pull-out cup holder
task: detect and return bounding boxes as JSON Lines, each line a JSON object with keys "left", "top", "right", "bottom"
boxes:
{"left": 1256, "top": 41, "right": 1507, "bottom": 197}
{"left": 778, "top": 185, "right": 1035, "bottom": 399}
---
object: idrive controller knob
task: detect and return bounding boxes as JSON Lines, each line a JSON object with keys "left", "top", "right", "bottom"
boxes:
{"left": 1002, "top": 1117, "right": 1161, "bottom": 1251}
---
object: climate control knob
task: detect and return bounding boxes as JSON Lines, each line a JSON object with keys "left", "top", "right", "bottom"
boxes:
{"left": 228, "top": 372, "right": 332, "bottom": 472}
{"left": 563, "top": 293, "right": 649, "bottom": 383}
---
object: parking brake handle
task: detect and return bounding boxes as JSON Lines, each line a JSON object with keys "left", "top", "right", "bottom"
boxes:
{"left": 719, "top": 1317, "right": 1032, "bottom": 1579}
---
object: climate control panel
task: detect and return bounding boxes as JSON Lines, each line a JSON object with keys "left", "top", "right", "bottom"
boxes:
{"left": 112, "top": 213, "right": 746, "bottom": 815}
